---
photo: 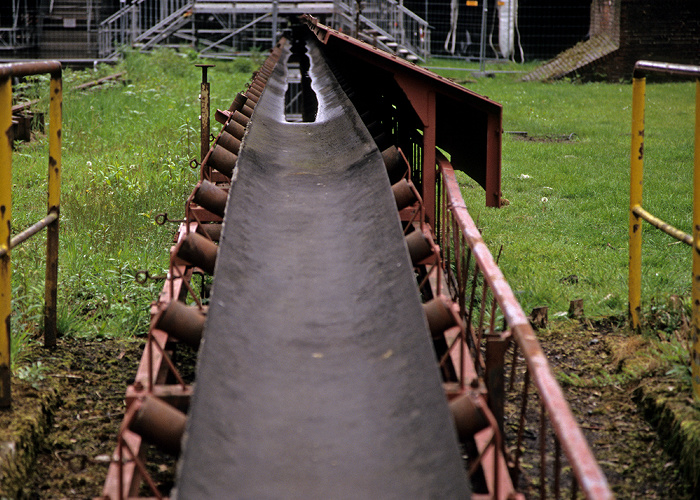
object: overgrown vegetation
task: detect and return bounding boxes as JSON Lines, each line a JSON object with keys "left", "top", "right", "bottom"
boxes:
{"left": 9, "top": 48, "right": 251, "bottom": 366}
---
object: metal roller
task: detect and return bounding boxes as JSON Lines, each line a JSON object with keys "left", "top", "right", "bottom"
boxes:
{"left": 216, "top": 130, "right": 241, "bottom": 155}
{"left": 207, "top": 145, "right": 237, "bottom": 178}
{"left": 176, "top": 231, "right": 218, "bottom": 275}
{"left": 193, "top": 180, "right": 228, "bottom": 218}
{"left": 129, "top": 395, "right": 187, "bottom": 456}
{"left": 155, "top": 299, "right": 206, "bottom": 349}
{"left": 391, "top": 178, "right": 418, "bottom": 210}
{"left": 406, "top": 229, "right": 434, "bottom": 265}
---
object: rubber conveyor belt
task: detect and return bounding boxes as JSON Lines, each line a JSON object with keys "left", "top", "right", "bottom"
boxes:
{"left": 175, "top": 38, "right": 471, "bottom": 499}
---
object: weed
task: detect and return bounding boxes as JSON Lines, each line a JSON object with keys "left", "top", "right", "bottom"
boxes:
{"left": 16, "top": 361, "right": 48, "bottom": 390}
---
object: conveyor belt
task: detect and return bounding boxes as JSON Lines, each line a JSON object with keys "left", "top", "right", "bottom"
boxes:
{"left": 175, "top": 37, "right": 471, "bottom": 498}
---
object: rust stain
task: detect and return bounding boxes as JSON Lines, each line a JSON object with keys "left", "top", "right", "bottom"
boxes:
{"left": 633, "top": 223, "right": 640, "bottom": 233}
{"left": 49, "top": 155, "right": 57, "bottom": 167}
{"left": 0, "top": 205, "right": 4, "bottom": 217}
{"left": 57, "top": 128, "right": 61, "bottom": 139}
{"left": 638, "top": 143, "right": 644, "bottom": 160}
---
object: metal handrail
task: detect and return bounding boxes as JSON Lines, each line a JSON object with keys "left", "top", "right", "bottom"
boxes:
{"left": 0, "top": 60, "right": 62, "bottom": 408}
{"left": 628, "top": 59, "right": 700, "bottom": 402}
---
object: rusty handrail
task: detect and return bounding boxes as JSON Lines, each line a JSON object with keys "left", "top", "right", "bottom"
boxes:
{"left": 437, "top": 155, "right": 613, "bottom": 499}
{"left": 0, "top": 60, "right": 62, "bottom": 408}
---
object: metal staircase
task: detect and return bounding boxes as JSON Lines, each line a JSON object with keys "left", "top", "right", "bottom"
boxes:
{"left": 97, "top": 0, "right": 429, "bottom": 61}
{"left": 332, "top": 0, "right": 429, "bottom": 62}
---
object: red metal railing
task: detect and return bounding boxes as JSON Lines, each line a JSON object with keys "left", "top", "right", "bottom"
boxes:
{"left": 435, "top": 154, "right": 612, "bottom": 499}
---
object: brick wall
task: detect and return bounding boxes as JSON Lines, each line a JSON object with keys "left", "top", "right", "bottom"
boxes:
{"left": 585, "top": 0, "right": 699, "bottom": 81}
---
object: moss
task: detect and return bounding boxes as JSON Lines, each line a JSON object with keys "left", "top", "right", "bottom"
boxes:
{"left": 0, "top": 382, "right": 59, "bottom": 498}
{"left": 633, "top": 386, "right": 700, "bottom": 494}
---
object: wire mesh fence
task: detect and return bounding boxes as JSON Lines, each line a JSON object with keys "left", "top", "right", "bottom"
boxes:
{"left": 2, "top": 1, "right": 595, "bottom": 64}
{"left": 405, "top": 0, "right": 592, "bottom": 63}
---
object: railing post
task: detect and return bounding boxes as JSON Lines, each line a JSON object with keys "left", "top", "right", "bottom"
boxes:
{"left": 45, "top": 69, "right": 62, "bottom": 348}
{"left": 628, "top": 74, "right": 645, "bottom": 331}
{"left": 196, "top": 63, "right": 214, "bottom": 176}
{"left": 0, "top": 74, "right": 11, "bottom": 407}
{"left": 692, "top": 78, "right": 700, "bottom": 402}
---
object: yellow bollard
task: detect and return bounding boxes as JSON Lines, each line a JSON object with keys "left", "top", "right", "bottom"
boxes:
{"left": 693, "top": 78, "right": 700, "bottom": 402}
{"left": 0, "top": 75, "right": 12, "bottom": 407}
{"left": 629, "top": 76, "right": 646, "bottom": 331}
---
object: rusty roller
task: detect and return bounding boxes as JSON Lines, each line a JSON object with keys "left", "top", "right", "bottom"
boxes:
{"left": 216, "top": 130, "right": 241, "bottom": 155}
{"left": 129, "top": 395, "right": 187, "bottom": 456}
{"left": 207, "top": 145, "right": 237, "bottom": 178}
{"left": 221, "top": 116, "right": 246, "bottom": 141}
{"left": 247, "top": 85, "right": 262, "bottom": 98}
{"left": 197, "top": 223, "right": 222, "bottom": 242}
{"left": 193, "top": 180, "right": 228, "bottom": 218}
{"left": 422, "top": 296, "right": 459, "bottom": 338}
{"left": 246, "top": 91, "right": 260, "bottom": 104}
{"left": 252, "top": 73, "right": 268, "bottom": 85}
{"left": 405, "top": 229, "right": 434, "bottom": 266}
{"left": 382, "top": 145, "right": 406, "bottom": 181}
{"left": 449, "top": 392, "right": 490, "bottom": 442}
{"left": 249, "top": 80, "right": 265, "bottom": 93}
{"left": 231, "top": 110, "right": 249, "bottom": 128}
{"left": 228, "top": 92, "right": 248, "bottom": 113}
{"left": 155, "top": 299, "right": 206, "bottom": 349}
{"left": 392, "top": 178, "right": 418, "bottom": 211}
{"left": 177, "top": 231, "right": 218, "bottom": 275}
{"left": 240, "top": 101, "right": 255, "bottom": 118}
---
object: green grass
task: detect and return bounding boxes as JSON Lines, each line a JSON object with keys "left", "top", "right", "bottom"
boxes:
{"left": 9, "top": 48, "right": 253, "bottom": 362}
{"left": 7, "top": 52, "right": 696, "bottom": 372}
{"left": 429, "top": 60, "right": 696, "bottom": 320}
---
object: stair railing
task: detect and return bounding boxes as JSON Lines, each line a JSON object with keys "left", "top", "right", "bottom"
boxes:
{"left": 334, "top": 0, "right": 430, "bottom": 61}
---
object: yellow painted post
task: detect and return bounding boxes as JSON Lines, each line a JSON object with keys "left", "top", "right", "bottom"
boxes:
{"left": 0, "top": 75, "right": 12, "bottom": 407}
{"left": 629, "top": 75, "right": 646, "bottom": 331}
{"left": 692, "top": 78, "right": 700, "bottom": 402}
{"left": 45, "top": 70, "right": 61, "bottom": 348}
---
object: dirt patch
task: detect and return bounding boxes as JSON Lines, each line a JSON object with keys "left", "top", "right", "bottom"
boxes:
{"left": 1, "top": 337, "right": 143, "bottom": 499}
{"left": 517, "top": 319, "right": 698, "bottom": 498}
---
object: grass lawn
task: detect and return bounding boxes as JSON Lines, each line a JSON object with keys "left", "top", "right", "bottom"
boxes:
{"left": 9, "top": 49, "right": 257, "bottom": 369}
{"left": 430, "top": 60, "right": 697, "bottom": 322}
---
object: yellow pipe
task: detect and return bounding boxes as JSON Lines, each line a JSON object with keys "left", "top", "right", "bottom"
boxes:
{"left": 47, "top": 73, "right": 61, "bottom": 211}
{"left": 629, "top": 76, "right": 646, "bottom": 331}
{"left": 0, "top": 76, "right": 12, "bottom": 407}
{"left": 631, "top": 205, "right": 692, "bottom": 246}
{"left": 692, "top": 78, "right": 700, "bottom": 402}
{"left": 44, "top": 71, "right": 62, "bottom": 347}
